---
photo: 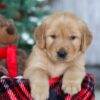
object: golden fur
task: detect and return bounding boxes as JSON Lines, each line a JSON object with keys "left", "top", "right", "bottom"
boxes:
{"left": 24, "top": 12, "right": 92, "bottom": 100}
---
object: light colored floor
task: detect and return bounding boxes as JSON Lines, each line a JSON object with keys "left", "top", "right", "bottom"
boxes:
{"left": 95, "top": 90, "right": 100, "bottom": 100}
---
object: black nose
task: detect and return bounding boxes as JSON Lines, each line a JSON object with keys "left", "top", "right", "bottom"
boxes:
{"left": 57, "top": 48, "right": 67, "bottom": 59}
{"left": 6, "top": 27, "right": 15, "bottom": 35}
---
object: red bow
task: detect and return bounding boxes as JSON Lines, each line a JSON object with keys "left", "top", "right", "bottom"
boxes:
{"left": 0, "top": 45, "right": 17, "bottom": 77}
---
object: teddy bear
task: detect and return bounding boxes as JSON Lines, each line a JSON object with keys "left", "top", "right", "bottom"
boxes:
{"left": 0, "top": 15, "right": 27, "bottom": 76}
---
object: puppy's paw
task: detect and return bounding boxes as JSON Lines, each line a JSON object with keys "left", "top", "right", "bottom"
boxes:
{"left": 31, "top": 80, "right": 49, "bottom": 100}
{"left": 62, "top": 79, "right": 82, "bottom": 95}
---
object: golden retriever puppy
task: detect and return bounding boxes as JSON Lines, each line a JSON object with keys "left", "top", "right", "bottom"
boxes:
{"left": 24, "top": 12, "right": 92, "bottom": 100}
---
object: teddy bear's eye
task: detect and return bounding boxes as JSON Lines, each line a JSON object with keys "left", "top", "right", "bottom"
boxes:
{"left": 50, "top": 35, "right": 56, "bottom": 39}
{"left": 69, "top": 36, "right": 77, "bottom": 40}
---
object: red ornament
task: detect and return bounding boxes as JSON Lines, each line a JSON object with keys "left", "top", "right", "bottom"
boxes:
{"left": 0, "top": 2, "right": 6, "bottom": 9}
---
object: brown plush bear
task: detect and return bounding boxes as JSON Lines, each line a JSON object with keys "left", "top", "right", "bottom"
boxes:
{"left": 0, "top": 15, "right": 27, "bottom": 76}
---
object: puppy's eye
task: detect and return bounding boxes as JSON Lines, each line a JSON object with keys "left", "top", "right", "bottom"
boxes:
{"left": 50, "top": 35, "right": 56, "bottom": 39}
{"left": 69, "top": 36, "right": 77, "bottom": 40}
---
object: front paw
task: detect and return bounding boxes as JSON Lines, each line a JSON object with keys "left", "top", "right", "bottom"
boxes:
{"left": 31, "top": 80, "right": 49, "bottom": 100}
{"left": 62, "top": 79, "right": 82, "bottom": 95}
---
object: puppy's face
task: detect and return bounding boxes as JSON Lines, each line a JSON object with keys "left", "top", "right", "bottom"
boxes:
{"left": 34, "top": 13, "right": 92, "bottom": 63}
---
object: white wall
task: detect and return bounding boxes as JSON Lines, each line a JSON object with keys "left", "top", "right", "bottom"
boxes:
{"left": 49, "top": 0, "right": 100, "bottom": 64}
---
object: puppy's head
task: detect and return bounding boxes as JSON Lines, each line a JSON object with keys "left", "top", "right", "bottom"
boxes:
{"left": 34, "top": 12, "right": 92, "bottom": 63}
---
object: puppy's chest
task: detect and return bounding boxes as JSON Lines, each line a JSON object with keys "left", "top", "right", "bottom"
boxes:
{"left": 47, "top": 63, "right": 67, "bottom": 78}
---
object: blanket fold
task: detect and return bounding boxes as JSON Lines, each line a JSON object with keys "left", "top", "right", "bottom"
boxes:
{"left": 0, "top": 73, "right": 94, "bottom": 100}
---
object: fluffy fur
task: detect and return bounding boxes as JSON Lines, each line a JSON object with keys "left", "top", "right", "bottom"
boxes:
{"left": 24, "top": 12, "right": 92, "bottom": 100}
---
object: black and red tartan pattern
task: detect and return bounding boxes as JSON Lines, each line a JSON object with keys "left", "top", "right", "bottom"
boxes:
{"left": 0, "top": 73, "right": 95, "bottom": 100}
{"left": 49, "top": 73, "right": 95, "bottom": 100}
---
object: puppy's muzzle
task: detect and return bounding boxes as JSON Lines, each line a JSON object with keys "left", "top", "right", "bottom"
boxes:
{"left": 57, "top": 48, "right": 67, "bottom": 59}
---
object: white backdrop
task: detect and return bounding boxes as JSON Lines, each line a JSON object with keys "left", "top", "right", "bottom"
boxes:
{"left": 49, "top": 0, "right": 100, "bottom": 64}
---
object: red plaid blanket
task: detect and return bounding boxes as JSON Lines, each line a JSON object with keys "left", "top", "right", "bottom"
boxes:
{"left": 0, "top": 73, "right": 94, "bottom": 100}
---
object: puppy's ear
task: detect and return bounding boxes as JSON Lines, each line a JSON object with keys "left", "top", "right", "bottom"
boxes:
{"left": 80, "top": 22, "right": 93, "bottom": 52}
{"left": 34, "top": 24, "right": 46, "bottom": 49}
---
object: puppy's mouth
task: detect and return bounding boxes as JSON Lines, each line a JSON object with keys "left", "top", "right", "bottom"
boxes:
{"left": 56, "top": 55, "right": 74, "bottom": 63}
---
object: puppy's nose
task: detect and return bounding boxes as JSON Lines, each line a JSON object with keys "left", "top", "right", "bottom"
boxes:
{"left": 57, "top": 48, "right": 67, "bottom": 59}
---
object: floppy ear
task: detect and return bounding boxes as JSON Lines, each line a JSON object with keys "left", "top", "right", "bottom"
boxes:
{"left": 34, "top": 24, "right": 46, "bottom": 49}
{"left": 80, "top": 22, "right": 93, "bottom": 52}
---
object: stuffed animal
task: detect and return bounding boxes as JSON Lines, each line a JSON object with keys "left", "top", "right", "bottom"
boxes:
{"left": 0, "top": 15, "right": 27, "bottom": 76}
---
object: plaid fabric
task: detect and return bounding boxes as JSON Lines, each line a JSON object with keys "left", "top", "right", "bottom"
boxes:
{"left": 49, "top": 73, "right": 95, "bottom": 100}
{"left": 0, "top": 73, "right": 95, "bottom": 100}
